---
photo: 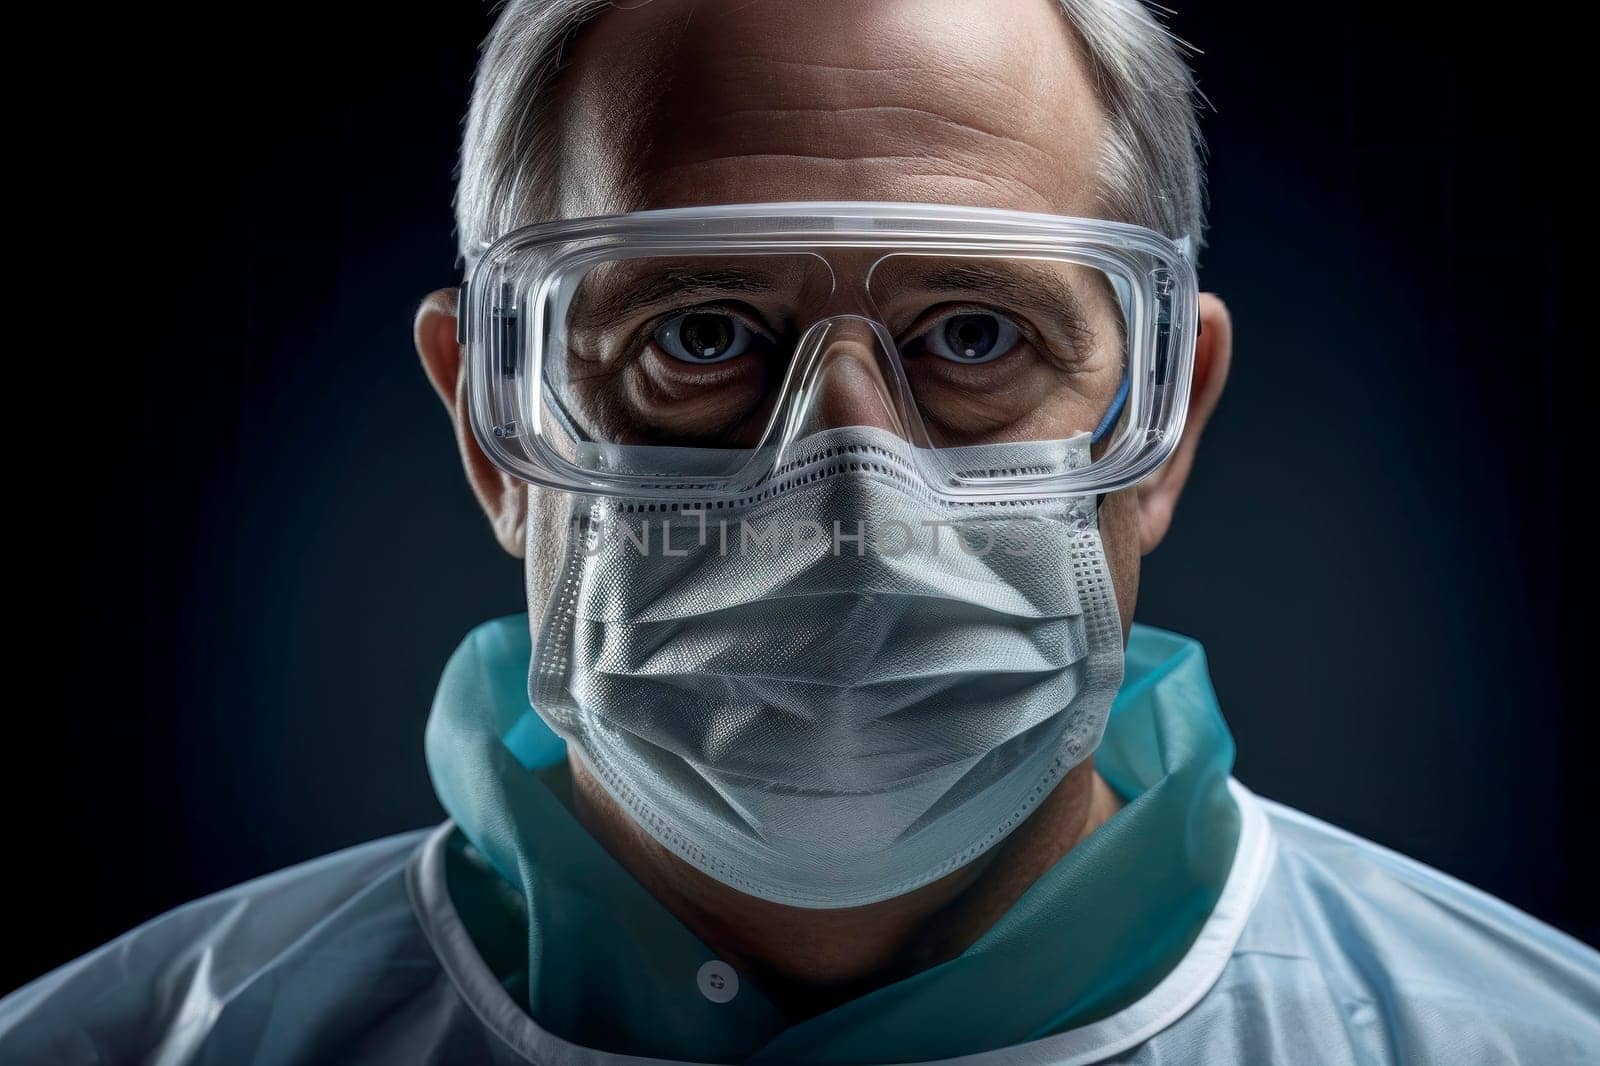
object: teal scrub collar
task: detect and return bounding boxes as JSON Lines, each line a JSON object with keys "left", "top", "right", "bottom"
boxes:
{"left": 425, "top": 617, "right": 1241, "bottom": 1063}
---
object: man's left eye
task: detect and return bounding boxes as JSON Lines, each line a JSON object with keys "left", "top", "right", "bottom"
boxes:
{"left": 916, "top": 311, "right": 1022, "bottom": 364}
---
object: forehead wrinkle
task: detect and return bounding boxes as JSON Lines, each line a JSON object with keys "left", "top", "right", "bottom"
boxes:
{"left": 641, "top": 153, "right": 1070, "bottom": 215}
{"left": 727, "top": 48, "right": 1084, "bottom": 132}
{"left": 637, "top": 96, "right": 1099, "bottom": 216}
{"left": 554, "top": 0, "right": 1107, "bottom": 218}
{"left": 647, "top": 45, "right": 1095, "bottom": 180}
{"left": 678, "top": 103, "right": 1069, "bottom": 179}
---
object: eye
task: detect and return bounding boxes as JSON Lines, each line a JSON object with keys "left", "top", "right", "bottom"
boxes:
{"left": 654, "top": 310, "right": 756, "bottom": 364}
{"left": 916, "top": 310, "right": 1022, "bottom": 364}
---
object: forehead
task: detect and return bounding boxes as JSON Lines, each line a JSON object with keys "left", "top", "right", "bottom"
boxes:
{"left": 548, "top": 0, "right": 1107, "bottom": 219}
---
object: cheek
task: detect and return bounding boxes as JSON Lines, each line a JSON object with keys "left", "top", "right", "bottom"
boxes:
{"left": 1093, "top": 488, "right": 1141, "bottom": 643}
{"left": 525, "top": 485, "right": 577, "bottom": 627}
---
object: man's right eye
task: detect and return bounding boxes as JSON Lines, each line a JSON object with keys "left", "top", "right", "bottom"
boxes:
{"left": 654, "top": 310, "right": 758, "bottom": 364}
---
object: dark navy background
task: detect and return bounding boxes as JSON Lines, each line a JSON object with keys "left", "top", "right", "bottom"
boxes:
{"left": 8, "top": 3, "right": 1590, "bottom": 991}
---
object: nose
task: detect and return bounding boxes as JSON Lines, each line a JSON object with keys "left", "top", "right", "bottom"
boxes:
{"left": 789, "top": 317, "right": 910, "bottom": 438}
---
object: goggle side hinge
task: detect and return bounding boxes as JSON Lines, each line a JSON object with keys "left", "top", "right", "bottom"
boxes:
{"left": 492, "top": 283, "right": 521, "bottom": 380}
{"left": 455, "top": 278, "right": 522, "bottom": 371}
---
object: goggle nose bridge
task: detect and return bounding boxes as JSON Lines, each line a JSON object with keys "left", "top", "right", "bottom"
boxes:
{"left": 762, "top": 312, "right": 934, "bottom": 462}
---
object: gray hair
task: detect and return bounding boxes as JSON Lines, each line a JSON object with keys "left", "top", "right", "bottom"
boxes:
{"left": 453, "top": 0, "right": 1205, "bottom": 264}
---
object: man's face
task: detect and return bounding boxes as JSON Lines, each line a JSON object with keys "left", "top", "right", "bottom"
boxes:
{"left": 528, "top": 0, "right": 1147, "bottom": 632}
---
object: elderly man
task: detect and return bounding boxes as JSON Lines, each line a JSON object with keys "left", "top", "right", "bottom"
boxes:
{"left": 4, "top": 1, "right": 1597, "bottom": 1063}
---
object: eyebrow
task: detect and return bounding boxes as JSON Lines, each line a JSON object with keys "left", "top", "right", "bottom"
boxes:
{"left": 568, "top": 268, "right": 782, "bottom": 331}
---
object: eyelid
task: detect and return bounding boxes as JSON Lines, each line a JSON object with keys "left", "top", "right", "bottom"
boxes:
{"left": 655, "top": 301, "right": 780, "bottom": 343}
{"left": 899, "top": 303, "right": 1038, "bottom": 345}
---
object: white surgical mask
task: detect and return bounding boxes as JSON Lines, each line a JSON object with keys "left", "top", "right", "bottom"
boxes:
{"left": 528, "top": 426, "right": 1124, "bottom": 909}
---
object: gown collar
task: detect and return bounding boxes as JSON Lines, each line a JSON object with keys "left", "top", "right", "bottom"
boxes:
{"left": 424, "top": 616, "right": 1241, "bottom": 1063}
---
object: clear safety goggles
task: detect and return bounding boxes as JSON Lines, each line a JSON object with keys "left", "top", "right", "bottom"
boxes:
{"left": 459, "top": 202, "right": 1197, "bottom": 501}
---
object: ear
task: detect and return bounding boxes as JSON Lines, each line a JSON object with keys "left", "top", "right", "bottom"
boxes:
{"left": 415, "top": 287, "right": 527, "bottom": 557}
{"left": 1136, "top": 292, "right": 1232, "bottom": 555}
